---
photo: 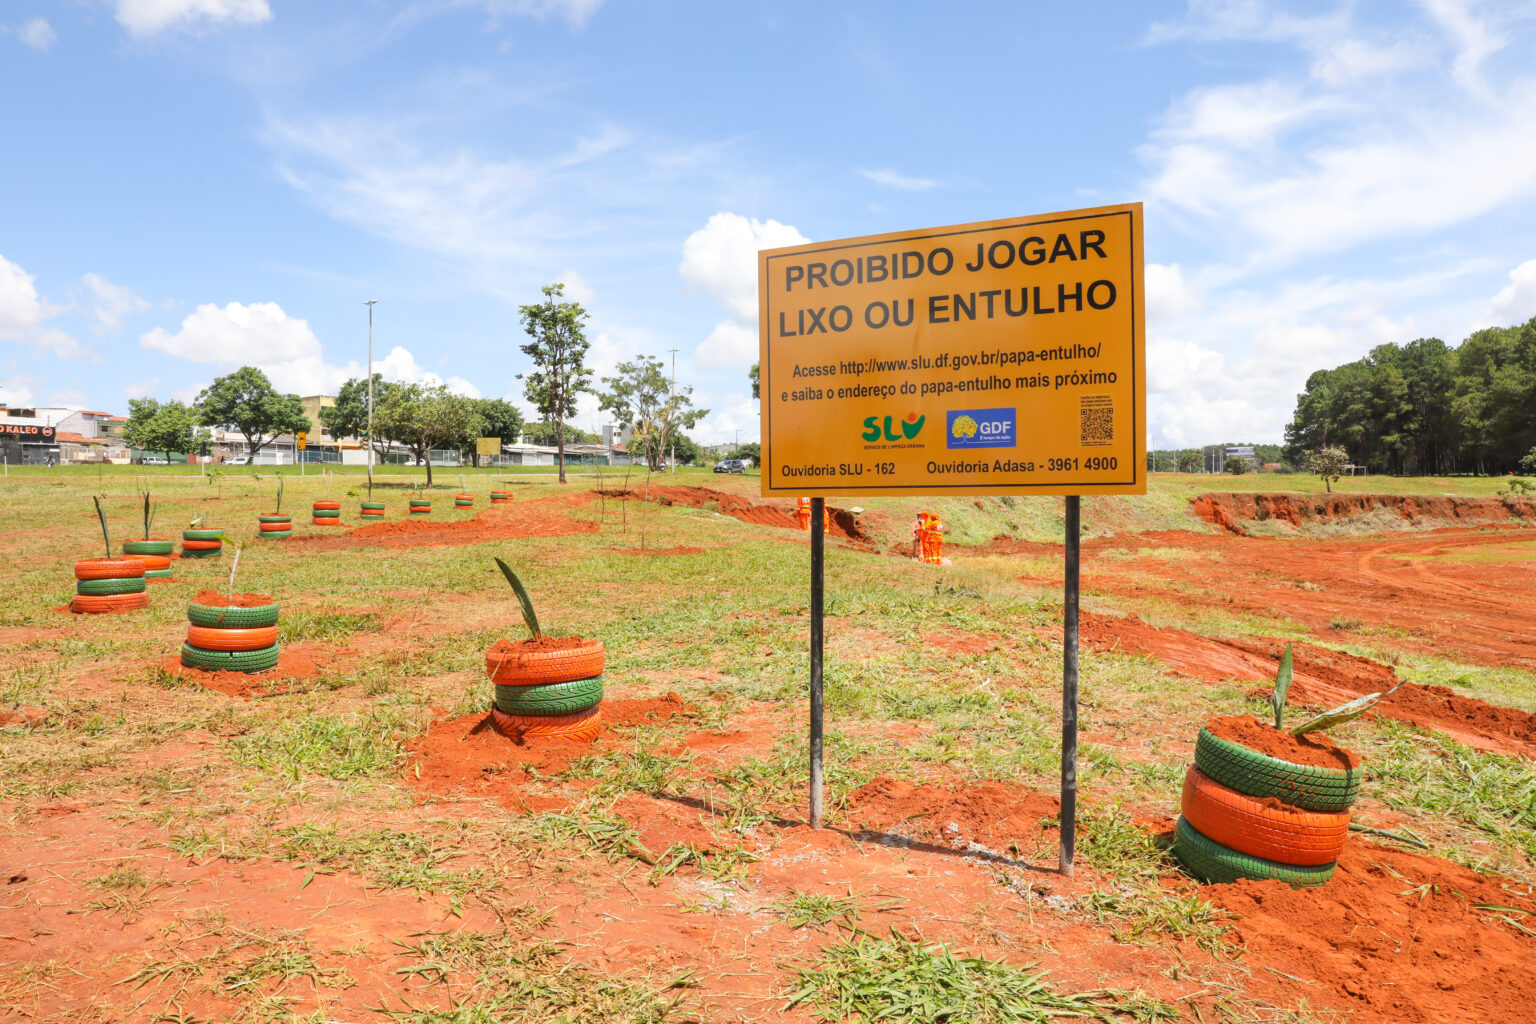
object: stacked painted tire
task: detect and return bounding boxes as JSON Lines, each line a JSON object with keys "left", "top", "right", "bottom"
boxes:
{"left": 1172, "top": 725, "right": 1358, "bottom": 888}
{"left": 313, "top": 500, "right": 342, "bottom": 527}
{"left": 360, "top": 501, "right": 385, "bottom": 521}
{"left": 486, "top": 639, "right": 604, "bottom": 741}
{"left": 409, "top": 499, "right": 431, "bottom": 515}
{"left": 489, "top": 490, "right": 510, "bottom": 503}
{"left": 182, "top": 528, "right": 224, "bottom": 559}
{"left": 124, "top": 539, "right": 174, "bottom": 579}
{"left": 73, "top": 557, "right": 148, "bottom": 614}
{"left": 181, "top": 596, "right": 281, "bottom": 673}
{"left": 454, "top": 493, "right": 474, "bottom": 508}
{"left": 258, "top": 513, "right": 292, "bottom": 540}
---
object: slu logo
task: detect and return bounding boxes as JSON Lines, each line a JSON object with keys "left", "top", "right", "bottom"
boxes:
{"left": 862, "top": 412, "right": 926, "bottom": 442}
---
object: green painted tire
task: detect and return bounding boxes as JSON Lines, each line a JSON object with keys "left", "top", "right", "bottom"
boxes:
{"left": 183, "top": 529, "right": 225, "bottom": 541}
{"left": 1173, "top": 816, "right": 1336, "bottom": 888}
{"left": 257, "top": 530, "right": 293, "bottom": 540}
{"left": 145, "top": 568, "right": 173, "bottom": 579}
{"left": 124, "top": 540, "right": 173, "bottom": 556}
{"left": 180, "top": 643, "right": 280, "bottom": 673}
{"left": 77, "top": 577, "right": 148, "bottom": 596}
{"left": 311, "top": 509, "right": 341, "bottom": 519}
{"left": 259, "top": 515, "right": 292, "bottom": 524}
{"left": 180, "top": 548, "right": 222, "bottom": 559}
{"left": 409, "top": 500, "right": 431, "bottom": 507}
{"left": 187, "top": 601, "right": 280, "bottom": 628}
{"left": 1194, "top": 728, "right": 1360, "bottom": 813}
{"left": 361, "top": 502, "right": 385, "bottom": 510}
{"left": 493, "top": 675, "right": 604, "bottom": 716}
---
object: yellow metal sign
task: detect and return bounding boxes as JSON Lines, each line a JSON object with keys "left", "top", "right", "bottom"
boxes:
{"left": 296, "top": 432, "right": 307, "bottom": 450}
{"left": 476, "top": 436, "right": 501, "bottom": 457}
{"left": 758, "top": 203, "right": 1145, "bottom": 496}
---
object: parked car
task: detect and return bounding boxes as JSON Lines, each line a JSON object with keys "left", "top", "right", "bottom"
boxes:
{"left": 224, "top": 456, "right": 251, "bottom": 466}
{"left": 140, "top": 456, "right": 170, "bottom": 465}
{"left": 714, "top": 459, "right": 746, "bottom": 474}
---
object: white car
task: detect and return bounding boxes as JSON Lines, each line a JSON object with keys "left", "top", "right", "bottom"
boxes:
{"left": 224, "top": 456, "right": 251, "bottom": 465}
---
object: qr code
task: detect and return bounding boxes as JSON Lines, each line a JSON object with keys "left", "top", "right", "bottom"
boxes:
{"left": 1080, "top": 395, "right": 1113, "bottom": 447}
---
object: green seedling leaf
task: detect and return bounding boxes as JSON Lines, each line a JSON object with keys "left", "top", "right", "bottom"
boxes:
{"left": 93, "top": 494, "right": 111, "bottom": 559}
{"left": 1270, "top": 642, "right": 1293, "bottom": 731}
{"left": 494, "top": 557, "right": 541, "bottom": 640}
{"left": 276, "top": 474, "right": 284, "bottom": 514}
{"left": 226, "top": 541, "right": 244, "bottom": 601}
{"left": 1292, "top": 680, "right": 1404, "bottom": 735}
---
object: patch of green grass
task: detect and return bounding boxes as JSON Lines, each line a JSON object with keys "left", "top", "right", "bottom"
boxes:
{"left": 1078, "top": 806, "right": 1174, "bottom": 880}
{"left": 1081, "top": 886, "right": 1232, "bottom": 955}
{"left": 277, "top": 610, "right": 384, "bottom": 645}
{"left": 561, "top": 747, "right": 693, "bottom": 798}
{"left": 771, "top": 890, "right": 863, "bottom": 930}
{"left": 277, "top": 822, "right": 487, "bottom": 897}
{"left": 786, "top": 928, "right": 1136, "bottom": 1023}
{"left": 227, "top": 708, "right": 415, "bottom": 780}
{"left": 222, "top": 943, "right": 352, "bottom": 993}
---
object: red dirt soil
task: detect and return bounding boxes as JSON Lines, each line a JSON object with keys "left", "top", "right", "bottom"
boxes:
{"left": 293, "top": 493, "right": 600, "bottom": 549}
{"left": 156, "top": 643, "right": 326, "bottom": 698}
{"left": 1076, "top": 611, "right": 1536, "bottom": 758}
{"left": 487, "top": 635, "right": 591, "bottom": 655}
{"left": 1205, "top": 713, "right": 1360, "bottom": 769}
{"left": 1204, "top": 837, "right": 1536, "bottom": 1024}
{"left": 1192, "top": 491, "right": 1536, "bottom": 536}
{"left": 619, "top": 484, "right": 877, "bottom": 545}
{"left": 404, "top": 695, "right": 699, "bottom": 809}
{"left": 192, "top": 589, "right": 273, "bottom": 608}
{"left": 843, "top": 777, "right": 1060, "bottom": 851}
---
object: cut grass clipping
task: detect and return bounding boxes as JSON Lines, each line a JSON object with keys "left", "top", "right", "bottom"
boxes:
{"left": 787, "top": 928, "right": 1149, "bottom": 1023}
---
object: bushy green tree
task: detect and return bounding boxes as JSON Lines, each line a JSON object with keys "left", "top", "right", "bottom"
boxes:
{"left": 1176, "top": 449, "right": 1201, "bottom": 473}
{"left": 373, "top": 383, "right": 477, "bottom": 487}
{"left": 124, "top": 398, "right": 201, "bottom": 463}
{"left": 1305, "top": 446, "right": 1350, "bottom": 493}
{"left": 598, "top": 355, "right": 708, "bottom": 472}
{"left": 460, "top": 398, "right": 524, "bottom": 466}
{"left": 749, "top": 362, "right": 759, "bottom": 401}
{"left": 517, "top": 283, "right": 593, "bottom": 483}
{"left": 195, "top": 366, "right": 310, "bottom": 459}
{"left": 320, "top": 374, "right": 400, "bottom": 459}
{"left": 522, "top": 421, "right": 599, "bottom": 446}
{"left": 726, "top": 442, "right": 761, "bottom": 465}
{"left": 1225, "top": 456, "right": 1250, "bottom": 475}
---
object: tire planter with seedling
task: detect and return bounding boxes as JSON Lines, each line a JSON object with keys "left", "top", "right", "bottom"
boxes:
{"left": 180, "top": 545, "right": 280, "bottom": 673}
{"left": 123, "top": 488, "right": 174, "bottom": 578}
{"left": 409, "top": 498, "right": 432, "bottom": 515}
{"left": 74, "top": 497, "right": 149, "bottom": 614}
{"left": 1174, "top": 644, "right": 1398, "bottom": 888}
{"left": 312, "top": 498, "right": 342, "bottom": 527}
{"left": 455, "top": 494, "right": 474, "bottom": 508}
{"left": 259, "top": 476, "right": 293, "bottom": 539}
{"left": 483, "top": 559, "right": 604, "bottom": 741}
{"left": 181, "top": 514, "right": 224, "bottom": 559}
{"left": 489, "top": 490, "right": 510, "bottom": 503}
{"left": 360, "top": 501, "right": 385, "bottom": 521}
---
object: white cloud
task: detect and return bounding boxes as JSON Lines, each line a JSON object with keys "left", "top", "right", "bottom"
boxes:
{"left": 692, "top": 392, "right": 760, "bottom": 447}
{"left": 1491, "top": 258, "right": 1536, "bottom": 321}
{"left": 0, "top": 376, "right": 38, "bottom": 406}
{"left": 692, "top": 320, "right": 757, "bottom": 371}
{"left": 124, "top": 378, "right": 161, "bottom": 399}
{"left": 679, "top": 212, "right": 808, "bottom": 321}
{"left": 10, "top": 17, "right": 57, "bottom": 50}
{"left": 114, "top": 0, "right": 272, "bottom": 37}
{"left": 555, "top": 269, "right": 595, "bottom": 306}
{"left": 860, "top": 168, "right": 938, "bottom": 191}
{"left": 84, "top": 273, "right": 151, "bottom": 333}
{"left": 1146, "top": 263, "right": 1195, "bottom": 326}
{"left": 468, "top": 0, "right": 605, "bottom": 29}
{"left": 0, "top": 252, "right": 80, "bottom": 358}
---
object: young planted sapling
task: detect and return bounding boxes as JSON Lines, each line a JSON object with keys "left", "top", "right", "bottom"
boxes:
{"left": 138, "top": 486, "right": 157, "bottom": 540}
{"left": 226, "top": 541, "right": 244, "bottom": 601}
{"left": 92, "top": 495, "right": 111, "bottom": 559}
{"left": 1269, "top": 640, "right": 1403, "bottom": 735}
{"left": 494, "top": 557, "right": 541, "bottom": 641}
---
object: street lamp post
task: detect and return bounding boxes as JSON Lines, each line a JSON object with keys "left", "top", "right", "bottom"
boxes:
{"left": 365, "top": 300, "right": 378, "bottom": 493}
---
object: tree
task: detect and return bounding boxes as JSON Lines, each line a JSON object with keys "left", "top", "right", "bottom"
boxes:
{"left": 1306, "top": 447, "right": 1350, "bottom": 493}
{"left": 518, "top": 283, "right": 593, "bottom": 484}
{"left": 195, "top": 366, "right": 310, "bottom": 459}
{"left": 1176, "top": 449, "right": 1201, "bottom": 473}
{"left": 523, "top": 421, "right": 599, "bottom": 446}
{"left": 598, "top": 355, "right": 708, "bottom": 472}
{"left": 726, "top": 442, "right": 761, "bottom": 465}
{"left": 372, "top": 383, "right": 478, "bottom": 487}
{"left": 749, "top": 363, "right": 760, "bottom": 401}
{"left": 463, "top": 398, "right": 524, "bottom": 467}
{"left": 124, "top": 398, "right": 200, "bottom": 463}
{"left": 320, "top": 374, "right": 401, "bottom": 459}
{"left": 1522, "top": 446, "right": 1536, "bottom": 476}
{"left": 1225, "top": 456, "right": 1250, "bottom": 475}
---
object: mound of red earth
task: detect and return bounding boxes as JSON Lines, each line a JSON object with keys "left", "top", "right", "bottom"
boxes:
{"left": 1073, "top": 612, "right": 1536, "bottom": 758}
{"left": 602, "top": 485, "right": 877, "bottom": 545}
{"left": 156, "top": 643, "right": 327, "bottom": 699}
{"left": 1204, "top": 837, "right": 1536, "bottom": 1024}
{"left": 843, "top": 777, "right": 1060, "bottom": 853}
{"left": 404, "top": 694, "right": 699, "bottom": 810}
{"left": 1192, "top": 492, "right": 1536, "bottom": 536}
{"left": 292, "top": 493, "right": 599, "bottom": 549}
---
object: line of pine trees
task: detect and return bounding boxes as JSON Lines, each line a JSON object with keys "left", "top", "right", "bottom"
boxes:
{"left": 1283, "top": 316, "right": 1536, "bottom": 475}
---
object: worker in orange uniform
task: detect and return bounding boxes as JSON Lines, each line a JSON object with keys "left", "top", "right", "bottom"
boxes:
{"left": 797, "top": 497, "right": 831, "bottom": 534}
{"left": 913, "top": 511, "right": 946, "bottom": 565}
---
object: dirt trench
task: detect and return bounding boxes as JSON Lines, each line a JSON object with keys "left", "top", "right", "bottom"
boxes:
{"left": 599, "top": 484, "right": 879, "bottom": 546}
{"left": 1192, "top": 492, "right": 1536, "bottom": 536}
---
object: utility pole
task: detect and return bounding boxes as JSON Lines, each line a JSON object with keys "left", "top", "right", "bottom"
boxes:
{"left": 668, "top": 347, "right": 678, "bottom": 474}
{"left": 364, "top": 300, "right": 378, "bottom": 492}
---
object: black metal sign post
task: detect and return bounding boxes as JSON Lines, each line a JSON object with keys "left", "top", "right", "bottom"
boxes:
{"left": 1060, "top": 495, "right": 1081, "bottom": 877}
{"left": 809, "top": 498, "right": 826, "bottom": 828}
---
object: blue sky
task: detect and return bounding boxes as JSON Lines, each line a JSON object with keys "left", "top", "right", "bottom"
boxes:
{"left": 3, "top": 0, "right": 1535, "bottom": 448}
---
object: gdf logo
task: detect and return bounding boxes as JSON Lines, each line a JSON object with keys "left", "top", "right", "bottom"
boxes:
{"left": 862, "top": 412, "right": 926, "bottom": 443}
{"left": 946, "top": 408, "right": 1016, "bottom": 449}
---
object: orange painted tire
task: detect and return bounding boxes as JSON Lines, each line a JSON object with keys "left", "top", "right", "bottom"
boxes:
{"left": 1181, "top": 766, "right": 1349, "bottom": 867}
{"left": 136, "top": 554, "right": 172, "bottom": 571}
{"left": 185, "top": 625, "right": 279, "bottom": 651}
{"left": 181, "top": 539, "right": 223, "bottom": 551}
{"left": 490, "top": 705, "right": 602, "bottom": 742}
{"left": 75, "top": 557, "right": 146, "bottom": 580}
{"left": 71, "top": 591, "right": 149, "bottom": 614}
{"left": 485, "top": 639, "right": 605, "bottom": 686}
{"left": 259, "top": 522, "right": 291, "bottom": 533}
{"left": 313, "top": 500, "right": 341, "bottom": 510}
